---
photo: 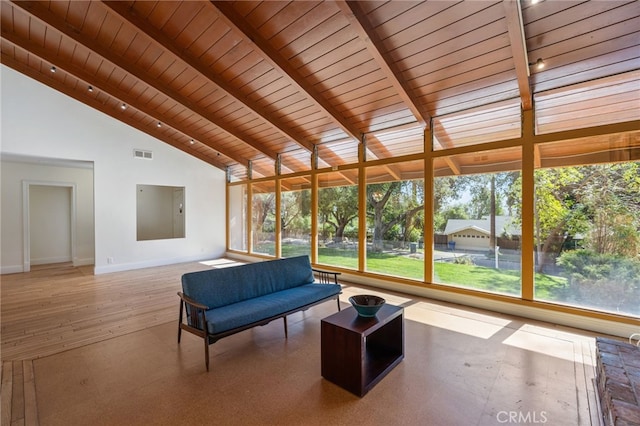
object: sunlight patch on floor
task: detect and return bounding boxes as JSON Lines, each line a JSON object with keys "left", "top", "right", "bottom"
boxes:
{"left": 405, "top": 301, "right": 511, "bottom": 339}
{"left": 502, "top": 325, "right": 579, "bottom": 362}
{"left": 199, "top": 258, "right": 245, "bottom": 268}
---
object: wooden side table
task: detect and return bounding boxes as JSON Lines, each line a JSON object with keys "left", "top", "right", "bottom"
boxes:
{"left": 321, "top": 304, "right": 404, "bottom": 397}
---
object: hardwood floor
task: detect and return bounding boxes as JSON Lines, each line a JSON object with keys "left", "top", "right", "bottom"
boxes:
{"left": 1, "top": 261, "right": 218, "bottom": 361}
{"left": 1, "top": 360, "right": 38, "bottom": 426}
{"left": 0, "top": 260, "right": 603, "bottom": 425}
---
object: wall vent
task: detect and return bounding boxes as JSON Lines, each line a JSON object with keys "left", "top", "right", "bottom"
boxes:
{"left": 133, "top": 149, "right": 153, "bottom": 160}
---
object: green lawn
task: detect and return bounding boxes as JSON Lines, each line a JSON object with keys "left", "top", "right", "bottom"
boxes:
{"left": 434, "top": 262, "right": 567, "bottom": 297}
{"left": 276, "top": 244, "right": 637, "bottom": 315}
{"left": 280, "top": 244, "right": 568, "bottom": 300}
{"left": 314, "top": 246, "right": 567, "bottom": 299}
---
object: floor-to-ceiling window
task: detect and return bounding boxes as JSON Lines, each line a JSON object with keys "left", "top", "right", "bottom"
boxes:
{"left": 228, "top": 183, "right": 247, "bottom": 252}
{"left": 251, "top": 181, "right": 276, "bottom": 257}
{"left": 366, "top": 160, "right": 424, "bottom": 280}
{"left": 432, "top": 147, "right": 522, "bottom": 296}
{"left": 533, "top": 138, "right": 640, "bottom": 317}
{"left": 280, "top": 176, "right": 311, "bottom": 258}
{"left": 317, "top": 170, "right": 359, "bottom": 270}
{"left": 529, "top": 73, "right": 640, "bottom": 317}
{"left": 225, "top": 91, "right": 639, "bottom": 323}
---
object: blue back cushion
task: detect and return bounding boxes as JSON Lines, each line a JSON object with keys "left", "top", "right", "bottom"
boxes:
{"left": 181, "top": 255, "right": 315, "bottom": 309}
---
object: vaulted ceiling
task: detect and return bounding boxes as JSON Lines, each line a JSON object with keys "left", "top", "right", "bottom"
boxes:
{"left": 2, "top": 1, "right": 639, "bottom": 181}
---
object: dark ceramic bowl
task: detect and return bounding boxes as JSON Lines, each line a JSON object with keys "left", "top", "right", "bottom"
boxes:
{"left": 349, "top": 295, "right": 386, "bottom": 317}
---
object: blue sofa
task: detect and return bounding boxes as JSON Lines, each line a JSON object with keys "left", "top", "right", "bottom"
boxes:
{"left": 177, "top": 255, "right": 341, "bottom": 370}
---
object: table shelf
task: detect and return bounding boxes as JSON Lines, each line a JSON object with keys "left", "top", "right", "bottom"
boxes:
{"left": 321, "top": 304, "right": 404, "bottom": 397}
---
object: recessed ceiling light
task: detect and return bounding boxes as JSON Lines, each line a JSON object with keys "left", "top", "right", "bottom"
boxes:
{"left": 529, "top": 58, "right": 545, "bottom": 71}
{"left": 157, "top": 122, "right": 162, "bottom": 128}
{"left": 88, "top": 86, "right": 94, "bottom": 92}
{"left": 190, "top": 139, "right": 195, "bottom": 145}
{"left": 120, "top": 103, "right": 127, "bottom": 110}
{"left": 50, "top": 66, "right": 56, "bottom": 73}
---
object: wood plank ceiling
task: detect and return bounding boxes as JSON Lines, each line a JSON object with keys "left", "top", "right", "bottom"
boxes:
{"left": 1, "top": 1, "right": 639, "bottom": 181}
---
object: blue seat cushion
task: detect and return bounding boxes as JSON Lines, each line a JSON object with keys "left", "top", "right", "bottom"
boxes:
{"left": 182, "top": 256, "right": 315, "bottom": 309}
{"left": 204, "top": 283, "right": 341, "bottom": 335}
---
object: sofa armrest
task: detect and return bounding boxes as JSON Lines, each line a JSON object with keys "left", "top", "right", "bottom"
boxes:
{"left": 178, "top": 291, "right": 209, "bottom": 310}
{"left": 312, "top": 268, "right": 341, "bottom": 285}
{"left": 178, "top": 291, "right": 210, "bottom": 330}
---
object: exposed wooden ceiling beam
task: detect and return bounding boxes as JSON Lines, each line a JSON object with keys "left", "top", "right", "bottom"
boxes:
{"left": 210, "top": 1, "right": 362, "bottom": 143}
{"left": 364, "top": 135, "right": 404, "bottom": 163}
{"left": 339, "top": 170, "right": 358, "bottom": 185}
{"left": 1, "top": 27, "right": 250, "bottom": 168}
{"left": 10, "top": 0, "right": 277, "bottom": 162}
{"left": 335, "top": 0, "right": 429, "bottom": 129}
{"left": 503, "top": 0, "right": 533, "bottom": 110}
{"left": 534, "top": 143, "right": 542, "bottom": 168}
{"left": 384, "top": 165, "right": 402, "bottom": 181}
{"left": 102, "top": 1, "right": 315, "bottom": 156}
{"left": 432, "top": 131, "right": 463, "bottom": 175}
{"left": 444, "top": 158, "right": 462, "bottom": 175}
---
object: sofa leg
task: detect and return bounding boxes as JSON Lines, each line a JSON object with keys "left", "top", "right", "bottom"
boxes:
{"left": 178, "top": 301, "right": 184, "bottom": 343}
{"left": 205, "top": 336, "right": 210, "bottom": 372}
{"left": 337, "top": 297, "right": 341, "bottom": 311}
{"left": 283, "top": 316, "right": 288, "bottom": 338}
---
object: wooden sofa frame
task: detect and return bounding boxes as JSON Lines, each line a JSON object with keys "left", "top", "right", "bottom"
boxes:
{"left": 177, "top": 268, "right": 341, "bottom": 371}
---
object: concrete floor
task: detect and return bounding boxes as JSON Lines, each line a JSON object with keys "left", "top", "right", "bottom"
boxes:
{"left": 33, "top": 284, "right": 601, "bottom": 426}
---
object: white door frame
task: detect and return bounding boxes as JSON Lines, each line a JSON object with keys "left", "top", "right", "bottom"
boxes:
{"left": 22, "top": 180, "right": 77, "bottom": 272}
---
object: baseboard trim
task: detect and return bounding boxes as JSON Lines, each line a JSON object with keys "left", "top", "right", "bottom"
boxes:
{"left": 93, "top": 253, "right": 220, "bottom": 275}
{"left": 30, "top": 256, "right": 72, "bottom": 265}
{"left": 0, "top": 265, "right": 24, "bottom": 275}
{"left": 73, "top": 257, "right": 95, "bottom": 266}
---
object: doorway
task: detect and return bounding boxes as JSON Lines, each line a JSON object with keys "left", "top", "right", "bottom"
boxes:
{"left": 22, "top": 182, "right": 76, "bottom": 272}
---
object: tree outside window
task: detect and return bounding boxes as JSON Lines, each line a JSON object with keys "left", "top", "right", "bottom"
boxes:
{"left": 251, "top": 182, "right": 276, "bottom": 256}
{"left": 366, "top": 161, "right": 424, "bottom": 280}
{"left": 317, "top": 171, "right": 359, "bottom": 270}
{"left": 533, "top": 162, "right": 640, "bottom": 316}
{"left": 280, "top": 177, "right": 311, "bottom": 258}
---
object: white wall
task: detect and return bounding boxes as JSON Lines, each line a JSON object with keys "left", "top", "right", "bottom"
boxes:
{"left": 0, "top": 65, "right": 226, "bottom": 274}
